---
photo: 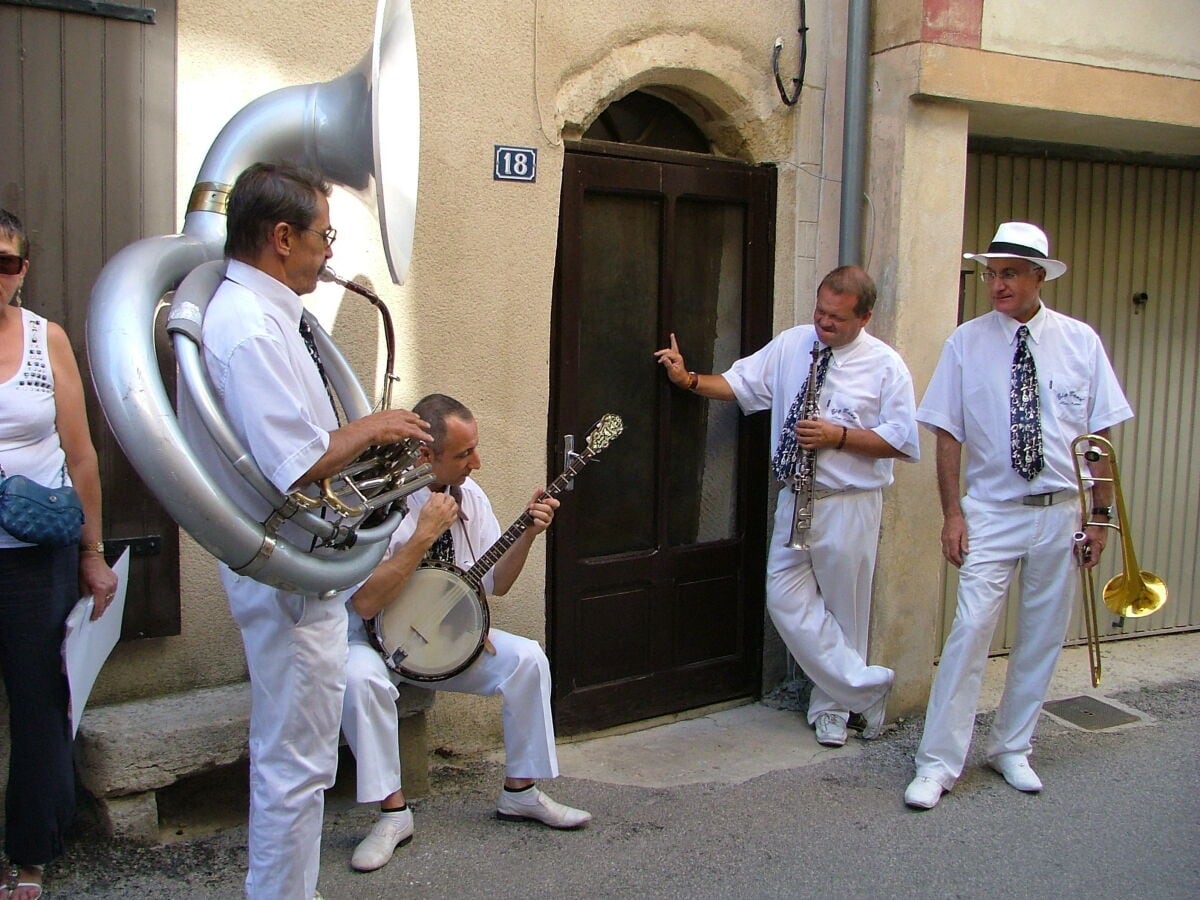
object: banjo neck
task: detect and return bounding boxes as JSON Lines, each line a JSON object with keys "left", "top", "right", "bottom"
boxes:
{"left": 464, "top": 452, "right": 594, "bottom": 586}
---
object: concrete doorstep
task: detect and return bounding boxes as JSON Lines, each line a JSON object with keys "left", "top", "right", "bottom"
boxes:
{"left": 550, "top": 630, "right": 1200, "bottom": 789}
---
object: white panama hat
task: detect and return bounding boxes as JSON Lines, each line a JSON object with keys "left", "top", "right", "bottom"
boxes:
{"left": 963, "top": 221, "right": 1068, "bottom": 281}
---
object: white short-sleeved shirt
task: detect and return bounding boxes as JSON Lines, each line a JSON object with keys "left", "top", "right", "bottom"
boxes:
{"left": 178, "top": 260, "right": 336, "bottom": 542}
{"left": 917, "top": 305, "right": 1133, "bottom": 502}
{"left": 347, "top": 478, "right": 501, "bottom": 642}
{"left": 722, "top": 324, "right": 920, "bottom": 490}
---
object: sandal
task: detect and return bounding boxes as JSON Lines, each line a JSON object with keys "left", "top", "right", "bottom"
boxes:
{"left": 7, "top": 866, "right": 42, "bottom": 900}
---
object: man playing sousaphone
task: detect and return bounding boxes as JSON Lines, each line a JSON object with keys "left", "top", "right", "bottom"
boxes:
{"left": 176, "top": 161, "right": 433, "bottom": 899}
{"left": 341, "top": 393, "right": 591, "bottom": 874}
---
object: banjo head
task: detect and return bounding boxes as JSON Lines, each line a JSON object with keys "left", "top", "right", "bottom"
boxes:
{"left": 371, "top": 560, "right": 489, "bottom": 681}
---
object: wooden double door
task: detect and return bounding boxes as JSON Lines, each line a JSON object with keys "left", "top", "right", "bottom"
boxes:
{"left": 548, "top": 143, "right": 776, "bottom": 734}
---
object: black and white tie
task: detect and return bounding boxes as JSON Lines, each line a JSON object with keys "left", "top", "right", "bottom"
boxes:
{"left": 771, "top": 346, "right": 832, "bottom": 482}
{"left": 298, "top": 316, "right": 339, "bottom": 419}
{"left": 428, "top": 527, "right": 454, "bottom": 564}
{"left": 298, "top": 317, "right": 326, "bottom": 379}
{"left": 1009, "top": 324, "right": 1044, "bottom": 480}
{"left": 426, "top": 487, "right": 464, "bottom": 564}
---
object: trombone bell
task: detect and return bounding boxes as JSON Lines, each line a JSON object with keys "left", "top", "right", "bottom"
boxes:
{"left": 1102, "top": 571, "right": 1168, "bottom": 619}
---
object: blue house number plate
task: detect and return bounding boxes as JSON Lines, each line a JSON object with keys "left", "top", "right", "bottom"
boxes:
{"left": 494, "top": 145, "right": 537, "bottom": 183}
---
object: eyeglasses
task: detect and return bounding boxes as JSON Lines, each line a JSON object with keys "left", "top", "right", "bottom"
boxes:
{"left": 291, "top": 224, "right": 337, "bottom": 249}
{"left": 0, "top": 254, "right": 26, "bottom": 276}
{"left": 979, "top": 265, "right": 1042, "bottom": 284}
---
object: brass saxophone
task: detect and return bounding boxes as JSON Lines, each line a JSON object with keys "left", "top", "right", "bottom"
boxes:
{"left": 786, "top": 342, "right": 823, "bottom": 550}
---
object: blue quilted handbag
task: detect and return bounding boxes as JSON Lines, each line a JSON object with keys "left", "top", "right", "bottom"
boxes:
{"left": 0, "top": 463, "right": 84, "bottom": 547}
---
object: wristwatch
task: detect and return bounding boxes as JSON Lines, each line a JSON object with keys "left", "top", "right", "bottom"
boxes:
{"left": 1090, "top": 506, "right": 1113, "bottom": 520}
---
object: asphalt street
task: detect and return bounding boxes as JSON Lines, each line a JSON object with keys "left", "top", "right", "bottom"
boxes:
{"left": 39, "top": 665, "right": 1200, "bottom": 899}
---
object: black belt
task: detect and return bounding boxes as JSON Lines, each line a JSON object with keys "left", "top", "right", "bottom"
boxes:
{"left": 1020, "top": 491, "right": 1073, "bottom": 507}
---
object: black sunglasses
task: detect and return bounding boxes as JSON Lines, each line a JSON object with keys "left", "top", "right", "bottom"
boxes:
{"left": 0, "top": 254, "right": 26, "bottom": 276}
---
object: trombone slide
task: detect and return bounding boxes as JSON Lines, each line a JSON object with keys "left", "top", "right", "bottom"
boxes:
{"left": 1073, "top": 531, "right": 1102, "bottom": 687}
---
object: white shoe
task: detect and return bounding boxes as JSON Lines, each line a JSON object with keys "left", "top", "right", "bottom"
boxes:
{"left": 351, "top": 808, "right": 415, "bottom": 872}
{"left": 813, "top": 712, "right": 848, "bottom": 747}
{"left": 989, "top": 755, "right": 1043, "bottom": 793}
{"left": 859, "top": 669, "right": 895, "bottom": 740}
{"left": 904, "top": 776, "right": 945, "bottom": 810}
{"left": 496, "top": 786, "right": 592, "bottom": 829}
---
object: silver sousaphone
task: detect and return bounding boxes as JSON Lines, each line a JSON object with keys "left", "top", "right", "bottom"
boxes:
{"left": 86, "top": 1, "right": 425, "bottom": 594}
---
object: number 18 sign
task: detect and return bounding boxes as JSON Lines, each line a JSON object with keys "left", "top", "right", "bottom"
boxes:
{"left": 494, "top": 145, "right": 537, "bottom": 183}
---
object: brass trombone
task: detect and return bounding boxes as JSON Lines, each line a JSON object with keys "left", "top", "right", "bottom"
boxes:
{"left": 1070, "top": 434, "right": 1168, "bottom": 686}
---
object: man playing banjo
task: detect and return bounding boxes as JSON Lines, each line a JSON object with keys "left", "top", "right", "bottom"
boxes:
{"left": 341, "top": 393, "right": 592, "bottom": 873}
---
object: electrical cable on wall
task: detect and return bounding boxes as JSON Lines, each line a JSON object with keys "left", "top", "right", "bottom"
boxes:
{"left": 772, "top": 0, "right": 808, "bottom": 106}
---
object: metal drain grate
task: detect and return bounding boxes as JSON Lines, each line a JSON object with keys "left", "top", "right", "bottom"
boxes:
{"left": 1043, "top": 695, "right": 1140, "bottom": 731}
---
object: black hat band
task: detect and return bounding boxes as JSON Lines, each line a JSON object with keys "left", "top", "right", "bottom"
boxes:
{"left": 986, "top": 241, "right": 1048, "bottom": 259}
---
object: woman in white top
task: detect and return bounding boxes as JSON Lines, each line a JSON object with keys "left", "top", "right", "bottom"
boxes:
{"left": 0, "top": 208, "right": 117, "bottom": 900}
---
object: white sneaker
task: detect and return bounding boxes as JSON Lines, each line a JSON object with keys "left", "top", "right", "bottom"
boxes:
{"left": 496, "top": 786, "right": 592, "bottom": 829}
{"left": 904, "top": 776, "right": 945, "bottom": 810}
{"left": 350, "top": 808, "right": 414, "bottom": 872}
{"left": 989, "top": 755, "right": 1043, "bottom": 793}
{"left": 813, "top": 712, "right": 848, "bottom": 747}
{"left": 859, "top": 668, "right": 895, "bottom": 740}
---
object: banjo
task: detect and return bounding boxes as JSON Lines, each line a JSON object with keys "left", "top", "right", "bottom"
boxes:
{"left": 367, "top": 413, "right": 623, "bottom": 681}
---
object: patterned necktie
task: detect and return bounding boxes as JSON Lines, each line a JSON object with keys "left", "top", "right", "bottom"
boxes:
{"left": 771, "top": 346, "right": 832, "bottom": 481}
{"left": 1010, "top": 325, "right": 1044, "bottom": 480}
{"left": 426, "top": 487, "right": 463, "bottom": 564}
{"left": 298, "top": 316, "right": 339, "bottom": 419}
{"left": 428, "top": 527, "right": 455, "bottom": 564}
{"left": 298, "top": 317, "right": 328, "bottom": 382}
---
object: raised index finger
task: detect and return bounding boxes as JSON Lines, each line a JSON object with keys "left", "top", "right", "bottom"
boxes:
{"left": 670, "top": 333, "right": 679, "bottom": 353}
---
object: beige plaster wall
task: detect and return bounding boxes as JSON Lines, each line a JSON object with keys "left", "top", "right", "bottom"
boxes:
{"left": 982, "top": 0, "right": 1200, "bottom": 81}
{"left": 91, "top": 1, "right": 819, "bottom": 754}
{"left": 913, "top": 42, "right": 1200, "bottom": 156}
{"left": 873, "top": 1, "right": 1200, "bottom": 156}
{"left": 874, "top": 0, "right": 926, "bottom": 50}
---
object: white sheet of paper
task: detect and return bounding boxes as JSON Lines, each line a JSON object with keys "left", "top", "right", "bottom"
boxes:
{"left": 63, "top": 548, "right": 130, "bottom": 737}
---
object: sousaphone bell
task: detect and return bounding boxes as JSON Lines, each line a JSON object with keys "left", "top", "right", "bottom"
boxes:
{"left": 86, "top": 1, "right": 424, "bottom": 594}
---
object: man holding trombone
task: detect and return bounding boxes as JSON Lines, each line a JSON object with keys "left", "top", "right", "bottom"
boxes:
{"left": 904, "top": 222, "right": 1132, "bottom": 810}
{"left": 656, "top": 266, "right": 918, "bottom": 748}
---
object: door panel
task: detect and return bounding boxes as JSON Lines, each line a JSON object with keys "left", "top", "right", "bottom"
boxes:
{"left": 549, "top": 145, "right": 775, "bottom": 734}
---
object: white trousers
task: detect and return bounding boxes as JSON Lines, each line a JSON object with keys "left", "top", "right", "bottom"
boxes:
{"left": 767, "top": 487, "right": 892, "bottom": 725}
{"left": 914, "top": 496, "right": 1078, "bottom": 789}
{"left": 221, "top": 567, "right": 348, "bottom": 900}
{"left": 342, "top": 627, "right": 558, "bottom": 803}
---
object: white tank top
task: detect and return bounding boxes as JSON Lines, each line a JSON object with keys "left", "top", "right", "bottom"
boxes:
{"left": 0, "top": 308, "right": 69, "bottom": 547}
